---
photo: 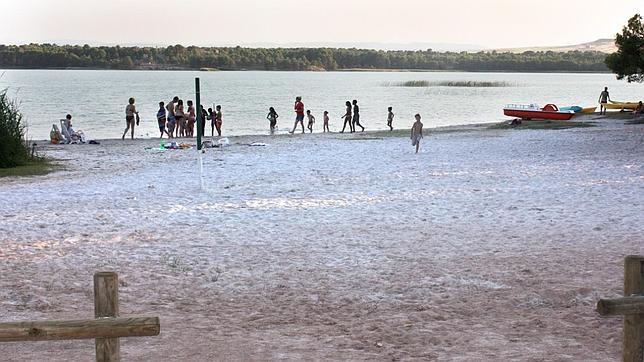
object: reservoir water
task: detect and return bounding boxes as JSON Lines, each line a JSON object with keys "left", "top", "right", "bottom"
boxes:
{"left": 0, "top": 69, "right": 641, "bottom": 139}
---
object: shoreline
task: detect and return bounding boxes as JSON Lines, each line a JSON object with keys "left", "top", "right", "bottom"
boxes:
{"left": 32, "top": 114, "right": 621, "bottom": 145}
{"left": 30, "top": 121, "right": 498, "bottom": 146}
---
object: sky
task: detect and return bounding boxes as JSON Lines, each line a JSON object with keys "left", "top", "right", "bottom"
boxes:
{"left": 1, "top": 0, "right": 643, "bottom": 49}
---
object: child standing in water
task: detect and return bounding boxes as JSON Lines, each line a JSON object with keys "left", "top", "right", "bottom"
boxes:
{"left": 323, "top": 111, "right": 330, "bottom": 133}
{"left": 411, "top": 113, "right": 423, "bottom": 154}
{"left": 387, "top": 106, "right": 394, "bottom": 131}
{"left": 306, "top": 110, "right": 315, "bottom": 133}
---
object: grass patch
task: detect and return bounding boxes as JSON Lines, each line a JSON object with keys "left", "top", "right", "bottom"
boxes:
{"left": 489, "top": 120, "right": 596, "bottom": 130}
{"left": 0, "top": 158, "right": 55, "bottom": 177}
{"left": 384, "top": 80, "right": 513, "bottom": 87}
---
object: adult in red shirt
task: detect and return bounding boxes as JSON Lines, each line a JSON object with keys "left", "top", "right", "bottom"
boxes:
{"left": 289, "top": 96, "right": 305, "bottom": 134}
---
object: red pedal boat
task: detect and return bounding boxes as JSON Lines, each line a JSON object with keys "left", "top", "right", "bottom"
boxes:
{"left": 503, "top": 103, "right": 575, "bottom": 121}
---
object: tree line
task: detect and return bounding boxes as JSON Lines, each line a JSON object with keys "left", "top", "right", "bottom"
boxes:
{"left": 0, "top": 43, "right": 610, "bottom": 72}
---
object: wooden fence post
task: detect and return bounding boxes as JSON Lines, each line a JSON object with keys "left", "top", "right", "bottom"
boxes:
{"left": 94, "top": 272, "right": 120, "bottom": 362}
{"left": 623, "top": 256, "right": 644, "bottom": 362}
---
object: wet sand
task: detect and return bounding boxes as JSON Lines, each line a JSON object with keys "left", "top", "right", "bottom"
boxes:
{"left": 0, "top": 117, "right": 642, "bottom": 361}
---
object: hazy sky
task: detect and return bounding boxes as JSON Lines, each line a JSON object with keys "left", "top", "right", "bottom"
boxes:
{"left": 2, "top": 0, "right": 642, "bottom": 49}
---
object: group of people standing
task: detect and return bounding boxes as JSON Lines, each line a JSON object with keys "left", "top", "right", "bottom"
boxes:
{"left": 286, "top": 96, "right": 394, "bottom": 135}
{"left": 123, "top": 97, "right": 223, "bottom": 140}
{"left": 122, "top": 95, "right": 403, "bottom": 139}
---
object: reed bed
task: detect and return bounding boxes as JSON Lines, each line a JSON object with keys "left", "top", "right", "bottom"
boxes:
{"left": 384, "top": 80, "right": 513, "bottom": 87}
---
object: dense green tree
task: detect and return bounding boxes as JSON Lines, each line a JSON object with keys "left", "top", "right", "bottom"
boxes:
{"left": 0, "top": 43, "right": 610, "bottom": 73}
{"left": 605, "top": 14, "right": 644, "bottom": 83}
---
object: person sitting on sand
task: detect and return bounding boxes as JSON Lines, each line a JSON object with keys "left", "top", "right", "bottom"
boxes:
{"left": 214, "top": 105, "right": 223, "bottom": 136}
{"left": 306, "top": 110, "right": 315, "bottom": 133}
{"left": 290, "top": 96, "right": 305, "bottom": 134}
{"left": 352, "top": 100, "right": 365, "bottom": 132}
{"left": 267, "top": 107, "right": 278, "bottom": 134}
{"left": 387, "top": 106, "right": 394, "bottom": 131}
{"left": 340, "top": 101, "right": 353, "bottom": 133}
{"left": 634, "top": 101, "right": 643, "bottom": 118}
{"left": 411, "top": 114, "right": 423, "bottom": 154}
{"left": 122, "top": 97, "right": 139, "bottom": 140}
{"left": 186, "top": 100, "right": 196, "bottom": 138}
{"left": 598, "top": 87, "right": 611, "bottom": 115}
{"left": 323, "top": 111, "right": 330, "bottom": 133}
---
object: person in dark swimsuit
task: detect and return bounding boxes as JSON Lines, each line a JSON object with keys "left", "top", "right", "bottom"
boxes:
{"left": 340, "top": 101, "right": 353, "bottom": 133}
{"left": 352, "top": 99, "right": 364, "bottom": 132}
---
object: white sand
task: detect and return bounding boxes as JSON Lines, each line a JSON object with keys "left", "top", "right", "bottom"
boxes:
{"left": 0, "top": 118, "right": 642, "bottom": 361}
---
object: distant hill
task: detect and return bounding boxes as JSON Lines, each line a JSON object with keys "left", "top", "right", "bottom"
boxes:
{"left": 494, "top": 39, "right": 617, "bottom": 54}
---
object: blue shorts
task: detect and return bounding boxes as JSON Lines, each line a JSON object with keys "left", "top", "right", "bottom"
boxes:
{"left": 296, "top": 114, "right": 304, "bottom": 122}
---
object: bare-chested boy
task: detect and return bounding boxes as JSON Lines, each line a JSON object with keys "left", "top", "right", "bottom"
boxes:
{"left": 411, "top": 114, "right": 423, "bottom": 154}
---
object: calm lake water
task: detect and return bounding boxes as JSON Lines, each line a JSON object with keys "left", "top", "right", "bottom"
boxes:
{"left": 0, "top": 69, "right": 641, "bottom": 139}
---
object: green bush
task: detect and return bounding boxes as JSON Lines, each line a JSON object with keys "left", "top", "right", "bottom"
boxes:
{"left": 0, "top": 89, "right": 32, "bottom": 168}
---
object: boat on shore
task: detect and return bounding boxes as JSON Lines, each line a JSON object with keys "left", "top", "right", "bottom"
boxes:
{"left": 503, "top": 103, "right": 575, "bottom": 121}
{"left": 581, "top": 106, "right": 597, "bottom": 113}
{"left": 602, "top": 101, "right": 639, "bottom": 110}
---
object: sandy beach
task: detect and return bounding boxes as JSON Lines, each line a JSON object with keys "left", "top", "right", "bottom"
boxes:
{"left": 0, "top": 117, "right": 642, "bottom": 361}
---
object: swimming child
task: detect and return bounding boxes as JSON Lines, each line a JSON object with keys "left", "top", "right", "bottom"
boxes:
{"left": 267, "top": 107, "right": 279, "bottom": 134}
{"left": 387, "top": 106, "right": 394, "bottom": 131}
{"left": 411, "top": 114, "right": 423, "bottom": 154}
{"left": 306, "top": 110, "right": 315, "bottom": 133}
{"left": 323, "top": 111, "right": 330, "bottom": 133}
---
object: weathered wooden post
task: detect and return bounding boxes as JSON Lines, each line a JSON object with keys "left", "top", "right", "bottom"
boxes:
{"left": 597, "top": 255, "right": 644, "bottom": 362}
{"left": 623, "top": 256, "right": 644, "bottom": 361}
{"left": 94, "top": 272, "right": 120, "bottom": 362}
{"left": 0, "top": 272, "right": 159, "bottom": 361}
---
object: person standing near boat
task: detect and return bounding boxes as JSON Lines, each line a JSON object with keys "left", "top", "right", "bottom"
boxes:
{"left": 122, "top": 97, "right": 138, "bottom": 140}
{"left": 289, "top": 96, "right": 305, "bottom": 134}
{"left": 598, "top": 87, "right": 611, "bottom": 115}
{"left": 352, "top": 99, "right": 365, "bottom": 132}
{"left": 411, "top": 114, "right": 423, "bottom": 154}
{"left": 340, "top": 101, "right": 353, "bottom": 133}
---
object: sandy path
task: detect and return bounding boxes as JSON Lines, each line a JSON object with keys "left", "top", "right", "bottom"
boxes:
{"left": 0, "top": 119, "right": 642, "bottom": 361}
